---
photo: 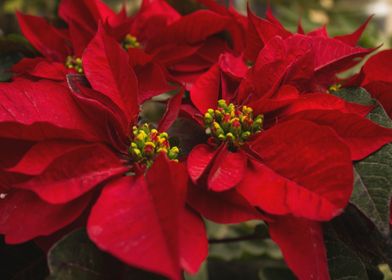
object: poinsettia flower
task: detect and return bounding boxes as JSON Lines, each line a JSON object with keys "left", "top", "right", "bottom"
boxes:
{"left": 197, "top": 1, "right": 374, "bottom": 93}
{"left": 12, "top": 0, "right": 118, "bottom": 81}
{"left": 345, "top": 50, "right": 392, "bottom": 119}
{"left": 0, "top": 24, "right": 207, "bottom": 280}
{"left": 100, "top": 0, "right": 236, "bottom": 89}
{"left": 185, "top": 50, "right": 392, "bottom": 279}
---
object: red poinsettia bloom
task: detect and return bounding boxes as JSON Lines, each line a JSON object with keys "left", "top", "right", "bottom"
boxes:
{"left": 0, "top": 25, "right": 207, "bottom": 280}
{"left": 346, "top": 50, "right": 392, "bottom": 119}
{"left": 13, "top": 0, "right": 235, "bottom": 94}
{"left": 102, "top": 0, "right": 239, "bottom": 89}
{"left": 12, "top": 0, "right": 119, "bottom": 81}
{"left": 197, "top": 0, "right": 374, "bottom": 93}
{"left": 185, "top": 48, "right": 392, "bottom": 279}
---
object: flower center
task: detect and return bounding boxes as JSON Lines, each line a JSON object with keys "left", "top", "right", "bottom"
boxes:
{"left": 129, "top": 123, "right": 179, "bottom": 167}
{"left": 65, "top": 56, "right": 83, "bottom": 74}
{"left": 328, "top": 83, "right": 342, "bottom": 93}
{"left": 122, "top": 34, "right": 140, "bottom": 50}
{"left": 203, "top": 99, "right": 263, "bottom": 148}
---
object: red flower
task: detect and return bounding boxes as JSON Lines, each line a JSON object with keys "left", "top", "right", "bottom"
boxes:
{"left": 0, "top": 26, "right": 207, "bottom": 280}
{"left": 13, "top": 0, "right": 235, "bottom": 95}
{"left": 13, "top": 0, "right": 117, "bottom": 80}
{"left": 198, "top": 1, "right": 374, "bottom": 92}
{"left": 186, "top": 49, "right": 392, "bottom": 279}
{"left": 104, "top": 0, "right": 235, "bottom": 89}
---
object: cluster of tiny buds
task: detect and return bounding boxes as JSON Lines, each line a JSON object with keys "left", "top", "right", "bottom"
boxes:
{"left": 328, "top": 83, "right": 342, "bottom": 93}
{"left": 129, "top": 123, "right": 179, "bottom": 167}
{"left": 122, "top": 34, "right": 141, "bottom": 50}
{"left": 65, "top": 56, "right": 83, "bottom": 74}
{"left": 204, "top": 99, "right": 263, "bottom": 148}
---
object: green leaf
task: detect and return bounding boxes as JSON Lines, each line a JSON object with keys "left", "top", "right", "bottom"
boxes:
{"left": 333, "top": 87, "right": 392, "bottom": 236}
{"left": 324, "top": 224, "right": 369, "bottom": 280}
{"left": 325, "top": 206, "right": 392, "bottom": 280}
{"left": 47, "top": 228, "right": 165, "bottom": 280}
{"left": 0, "top": 54, "right": 21, "bottom": 82}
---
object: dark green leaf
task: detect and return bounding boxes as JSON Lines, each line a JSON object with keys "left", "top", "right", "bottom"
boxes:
{"left": 325, "top": 206, "right": 392, "bottom": 279}
{"left": 47, "top": 228, "right": 165, "bottom": 280}
{"left": 324, "top": 224, "right": 369, "bottom": 280}
{"left": 333, "top": 87, "right": 392, "bottom": 236}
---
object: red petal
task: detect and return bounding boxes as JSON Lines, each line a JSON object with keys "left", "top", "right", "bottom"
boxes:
{"left": 308, "top": 25, "right": 328, "bottom": 37}
{"left": 362, "top": 50, "right": 392, "bottom": 84}
{"left": 219, "top": 52, "right": 248, "bottom": 79}
{"left": 241, "top": 120, "right": 353, "bottom": 221}
{"left": 245, "top": 6, "right": 290, "bottom": 61}
{"left": 137, "top": 62, "right": 174, "bottom": 103}
{"left": 280, "top": 93, "right": 372, "bottom": 118}
{"left": 15, "top": 143, "right": 126, "bottom": 204}
{"left": 269, "top": 216, "right": 330, "bottom": 280}
{"left": 364, "top": 81, "right": 392, "bottom": 119}
{"left": 16, "top": 12, "right": 69, "bottom": 61}
{"left": 0, "top": 78, "right": 102, "bottom": 141}
{"left": 12, "top": 58, "right": 68, "bottom": 81}
{"left": 66, "top": 75, "right": 129, "bottom": 147}
{"left": 0, "top": 189, "right": 90, "bottom": 244}
{"left": 207, "top": 147, "right": 247, "bottom": 192}
{"left": 335, "top": 16, "right": 373, "bottom": 46}
{"left": 187, "top": 144, "right": 218, "bottom": 184}
{"left": 307, "top": 36, "right": 371, "bottom": 71}
{"left": 59, "top": 0, "right": 114, "bottom": 34}
{"left": 287, "top": 110, "right": 392, "bottom": 160}
{"left": 180, "top": 208, "right": 208, "bottom": 274}
{"left": 7, "top": 140, "right": 88, "bottom": 175}
{"left": 190, "top": 64, "right": 220, "bottom": 113}
{"left": 83, "top": 25, "right": 139, "bottom": 121}
{"left": 88, "top": 157, "right": 190, "bottom": 279}
{"left": 187, "top": 183, "right": 265, "bottom": 223}
{"left": 149, "top": 10, "right": 229, "bottom": 47}
{"left": 158, "top": 88, "right": 184, "bottom": 132}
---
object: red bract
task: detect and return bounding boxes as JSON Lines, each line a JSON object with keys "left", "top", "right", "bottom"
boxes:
{"left": 186, "top": 48, "right": 392, "bottom": 279}
{"left": 346, "top": 50, "right": 392, "bottom": 118}
{"left": 0, "top": 26, "right": 207, "bottom": 280}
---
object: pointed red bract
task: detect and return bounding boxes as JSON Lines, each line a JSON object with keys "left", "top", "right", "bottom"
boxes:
{"left": 354, "top": 50, "right": 392, "bottom": 118}
{"left": 190, "top": 64, "right": 221, "bottom": 113}
{"left": 0, "top": 78, "right": 102, "bottom": 141}
{"left": 269, "top": 216, "right": 330, "bottom": 280}
{"left": 158, "top": 89, "right": 184, "bottom": 132}
{"left": 83, "top": 25, "right": 139, "bottom": 122}
{"left": 88, "top": 156, "right": 201, "bottom": 280}
{"left": 0, "top": 189, "right": 91, "bottom": 244}
{"left": 238, "top": 120, "right": 353, "bottom": 221}
{"left": 187, "top": 183, "right": 265, "bottom": 223}
{"left": 59, "top": 0, "right": 114, "bottom": 34}
{"left": 15, "top": 143, "right": 127, "bottom": 204}
{"left": 179, "top": 209, "right": 208, "bottom": 274}
{"left": 286, "top": 110, "right": 392, "bottom": 160}
{"left": 335, "top": 16, "right": 373, "bottom": 46}
{"left": 207, "top": 147, "right": 247, "bottom": 192}
{"left": 148, "top": 10, "right": 229, "bottom": 47}
{"left": 16, "top": 12, "right": 69, "bottom": 61}
{"left": 187, "top": 144, "right": 218, "bottom": 184}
